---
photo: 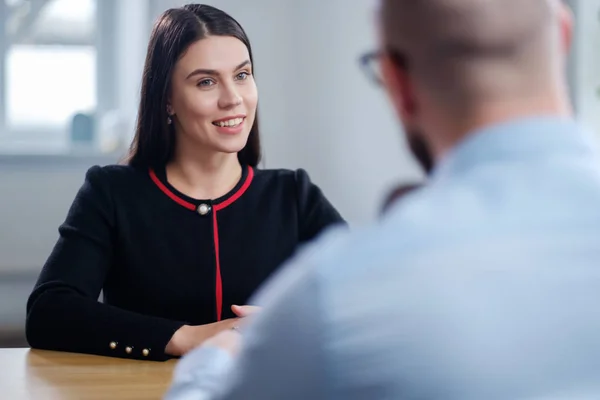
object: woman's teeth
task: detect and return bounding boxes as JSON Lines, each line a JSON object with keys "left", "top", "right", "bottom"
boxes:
{"left": 213, "top": 117, "right": 243, "bottom": 127}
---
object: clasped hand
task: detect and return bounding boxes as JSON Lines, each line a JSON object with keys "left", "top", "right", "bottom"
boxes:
{"left": 165, "top": 304, "right": 261, "bottom": 356}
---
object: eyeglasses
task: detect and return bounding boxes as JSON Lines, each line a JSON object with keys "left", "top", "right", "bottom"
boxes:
{"left": 359, "top": 49, "right": 407, "bottom": 86}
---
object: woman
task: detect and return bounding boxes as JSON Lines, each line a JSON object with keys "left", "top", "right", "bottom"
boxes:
{"left": 25, "top": 4, "right": 344, "bottom": 362}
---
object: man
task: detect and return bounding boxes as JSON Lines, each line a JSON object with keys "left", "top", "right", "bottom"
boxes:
{"left": 379, "top": 132, "right": 433, "bottom": 215}
{"left": 380, "top": 182, "right": 422, "bottom": 215}
{"left": 165, "top": 0, "right": 600, "bottom": 398}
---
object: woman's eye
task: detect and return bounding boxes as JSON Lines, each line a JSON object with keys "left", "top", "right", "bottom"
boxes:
{"left": 236, "top": 72, "right": 250, "bottom": 80}
{"left": 197, "top": 79, "right": 215, "bottom": 87}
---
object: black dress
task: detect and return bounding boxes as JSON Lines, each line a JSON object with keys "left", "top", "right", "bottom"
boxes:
{"left": 25, "top": 164, "right": 345, "bottom": 361}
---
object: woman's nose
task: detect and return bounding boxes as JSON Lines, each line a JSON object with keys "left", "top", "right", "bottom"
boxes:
{"left": 219, "top": 87, "right": 242, "bottom": 109}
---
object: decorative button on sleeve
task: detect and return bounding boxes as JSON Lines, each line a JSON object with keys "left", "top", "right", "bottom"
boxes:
{"left": 109, "top": 341, "right": 117, "bottom": 349}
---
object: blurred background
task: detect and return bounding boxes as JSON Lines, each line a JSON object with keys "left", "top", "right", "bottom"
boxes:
{"left": 0, "top": 0, "right": 598, "bottom": 346}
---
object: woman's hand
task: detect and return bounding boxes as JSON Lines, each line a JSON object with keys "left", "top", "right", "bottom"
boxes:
{"left": 231, "top": 304, "right": 261, "bottom": 318}
{"left": 201, "top": 305, "right": 261, "bottom": 357}
{"left": 165, "top": 318, "right": 239, "bottom": 356}
{"left": 165, "top": 305, "right": 261, "bottom": 356}
{"left": 231, "top": 304, "right": 262, "bottom": 329}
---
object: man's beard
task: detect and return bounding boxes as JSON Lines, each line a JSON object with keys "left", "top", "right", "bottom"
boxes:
{"left": 406, "top": 128, "right": 434, "bottom": 175}
{"left": 379, "top": 128, "right": 434, "bottom": 216}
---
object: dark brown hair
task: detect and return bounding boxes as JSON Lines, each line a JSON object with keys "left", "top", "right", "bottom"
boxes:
{"left": 124, "top": 4, "right": 261, "bottom": 169}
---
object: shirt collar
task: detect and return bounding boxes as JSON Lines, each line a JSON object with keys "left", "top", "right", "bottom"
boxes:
{"left": 430, "top": 115, "right": 599, "bottom": 181}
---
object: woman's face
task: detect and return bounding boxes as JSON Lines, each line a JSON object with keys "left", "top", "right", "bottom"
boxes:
{"left": 169, "top": 35, "right": 258, "bottom": 156}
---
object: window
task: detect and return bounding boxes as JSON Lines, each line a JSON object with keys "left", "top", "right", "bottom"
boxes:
{"left": 0, "top": 0, "right": 97, "bottom": 153}
{"left": 6, "top": 45, "right": 96, "bottom": 129}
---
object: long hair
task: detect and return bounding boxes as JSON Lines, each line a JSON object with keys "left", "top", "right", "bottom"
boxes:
{"left": 124, "top": 4, "right": 261, "bottom": 169}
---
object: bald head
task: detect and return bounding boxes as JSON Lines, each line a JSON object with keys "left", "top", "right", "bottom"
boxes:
{"left": 379, "top": 0, "right": 566, "bottom": 106}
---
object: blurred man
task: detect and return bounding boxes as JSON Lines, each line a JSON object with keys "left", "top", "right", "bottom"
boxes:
{"left": 165, "top": 0, "right": 600, "bottom": 398}
{"left": 379, "top": 133, "right": 432, "bottom": 216}
{"left": 380, "top": 182, "right": 421, "bottom": 215}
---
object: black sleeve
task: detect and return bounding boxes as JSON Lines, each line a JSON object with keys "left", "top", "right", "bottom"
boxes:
{"left": 294, "top": 168, "right": 346, "bottom": 242}
{"left": 25, "top": 166, "right": 185, "bottom": 361}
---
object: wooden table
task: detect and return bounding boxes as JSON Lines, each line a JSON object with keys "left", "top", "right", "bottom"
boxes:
{"left": 0, "top": 348, "right": 177, "bottom": 399}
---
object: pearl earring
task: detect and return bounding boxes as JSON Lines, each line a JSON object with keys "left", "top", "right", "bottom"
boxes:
{"left": 167, "top": 116, "right": 172, "bottom": 124}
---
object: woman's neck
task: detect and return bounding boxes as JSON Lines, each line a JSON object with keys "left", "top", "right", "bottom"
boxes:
{"left": 166, "top": 150, "right": 243, "bottom": 200}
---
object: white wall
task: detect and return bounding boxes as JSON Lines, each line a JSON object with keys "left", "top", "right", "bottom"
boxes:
{"left": 0, "top": 0, "right": 420, "bottom": 274}
{"left": 0, "top": 161, "right": 112, "bottom": 273}
{"left": 570, "top": 0, "right": 600, "bottom": 134}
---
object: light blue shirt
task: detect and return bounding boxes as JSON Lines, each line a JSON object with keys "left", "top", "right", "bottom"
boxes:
{"left": 165, "top": 116, "right": 600, "bottom": 400}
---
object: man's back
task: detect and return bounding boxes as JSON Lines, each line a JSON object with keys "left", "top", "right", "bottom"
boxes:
{"left": 323, "top": 117, "right": 600, "bottom": 398}
{"left": 165, "top": 116, "right": 600, "bottom": 400}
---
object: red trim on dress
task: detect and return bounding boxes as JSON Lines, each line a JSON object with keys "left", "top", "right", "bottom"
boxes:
{"left": 149, "top": 166, "right": 255, "bottom": 321}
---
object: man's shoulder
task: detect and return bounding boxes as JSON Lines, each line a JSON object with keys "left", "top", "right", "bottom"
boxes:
{"left": 314, "top": 161, "right": 600, "bottom": 282}
{"left": 308, "top": 181, "right": 507, "bottom": 281}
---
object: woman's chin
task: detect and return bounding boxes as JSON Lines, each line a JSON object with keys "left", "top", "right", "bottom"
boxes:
{"left": 214, "top": 137, "right": 250, "bottom": 155}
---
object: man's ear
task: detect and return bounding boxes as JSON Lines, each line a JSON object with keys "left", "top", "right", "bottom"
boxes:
{"left": 380, "top": 54, "right": 418, "bottom": 126}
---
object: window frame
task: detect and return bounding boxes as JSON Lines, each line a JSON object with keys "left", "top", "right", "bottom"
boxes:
{"left": 0, "top": 0, "right": 115, "bottom": 156}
